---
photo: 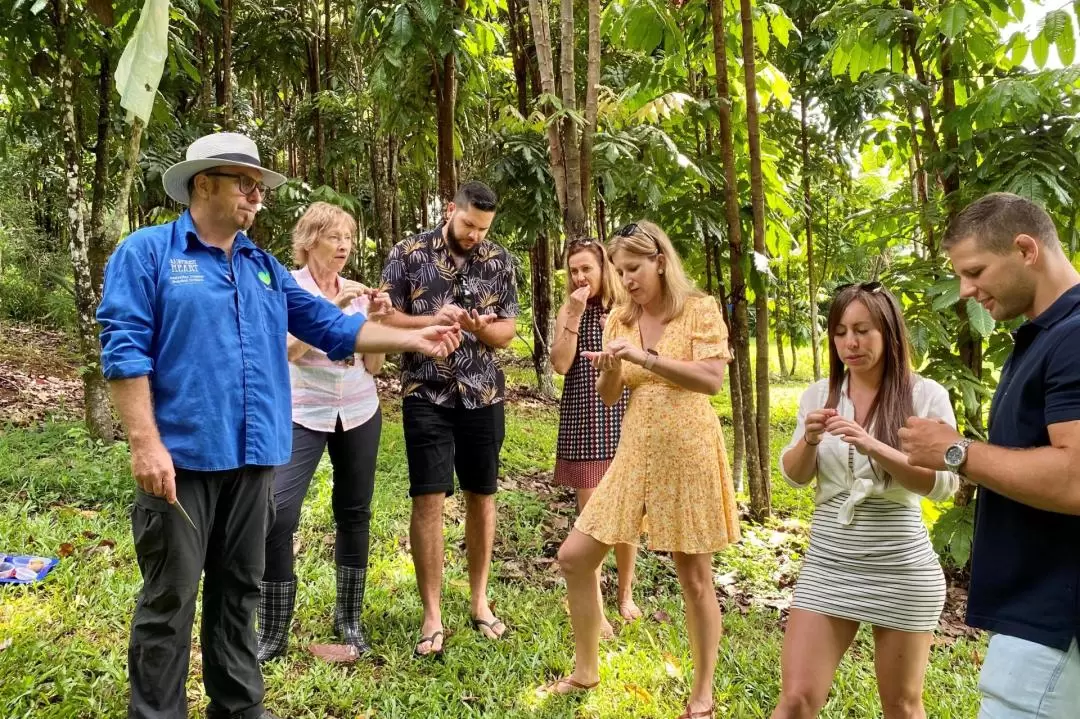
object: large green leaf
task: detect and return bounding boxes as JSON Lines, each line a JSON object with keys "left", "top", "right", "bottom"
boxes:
{"left": 771, "top": 10, "right": 794, "bottom": 48}
{"left": 1032, "top": 31, "right": 1051, "bottom": 68}
{"left": 1009, "top": 32, "right": 1029, "bottom": 66}
{"left": 754, "top": 12, "right": 771, "bottom": 56}
{"left": 931, "top": 278, "right": 961, "bottom": 311}
{"left": 940, "top": 3, "right": 970, "bottom": 39}
{"left": 1042, "top": 9, "right": 1068, "bottom": 42}
{"left": 966, "top": 298, "right": 995, "bottom": 338}
{"left": 1057, "top": 13, "right": 1076, "bottom": 66}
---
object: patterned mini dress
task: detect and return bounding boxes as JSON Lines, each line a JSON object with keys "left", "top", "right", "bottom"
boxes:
{"left": 554, "top": 301, "right": 628, "bottom": 489}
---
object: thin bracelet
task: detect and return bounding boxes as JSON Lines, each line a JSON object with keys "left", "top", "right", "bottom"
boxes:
{"left": 644, "top": 353, "right": 657, "bottom": 370}
{"left": 804, "top": 435, "right": 821, "bottom": 446}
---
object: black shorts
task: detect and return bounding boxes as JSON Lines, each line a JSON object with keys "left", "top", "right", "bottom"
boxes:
{"left": 402, "top": 397, "right": 505, "bottom": 497}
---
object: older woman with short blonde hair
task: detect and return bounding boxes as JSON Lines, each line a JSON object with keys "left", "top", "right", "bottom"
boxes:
{"left": 257, "top": 201, "right": 389, "bottom": 662}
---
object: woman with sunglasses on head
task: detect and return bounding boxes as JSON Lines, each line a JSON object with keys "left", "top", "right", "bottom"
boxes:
{"left": 550, "top": 237, "right": 638, "bottom": 638}
{"left": 542, "top": 221, "right": 740, "bottom": 719}
{"left": 770, "top": 282, "right": 959, "bottom": 719}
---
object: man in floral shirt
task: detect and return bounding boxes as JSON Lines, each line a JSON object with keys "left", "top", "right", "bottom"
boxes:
{"left": 381, "top": 181, "right": 519, "bottom": 656}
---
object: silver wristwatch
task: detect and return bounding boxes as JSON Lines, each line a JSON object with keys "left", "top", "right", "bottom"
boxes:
{"left": 944, "top": 438, "right": 973, "bottom": 473}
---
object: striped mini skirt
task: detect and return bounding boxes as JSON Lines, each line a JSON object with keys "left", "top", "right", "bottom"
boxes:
{"left": 792, "top": 493, "right": 946, "bottom": 632}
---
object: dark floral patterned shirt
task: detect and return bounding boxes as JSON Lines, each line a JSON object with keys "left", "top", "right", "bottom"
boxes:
{"left": 381, "top": 223, "right": 519, "bottom": 409}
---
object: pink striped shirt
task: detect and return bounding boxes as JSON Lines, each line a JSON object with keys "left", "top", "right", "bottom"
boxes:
{"left": 289, "top": 267, "right": 380, "bottom": 432}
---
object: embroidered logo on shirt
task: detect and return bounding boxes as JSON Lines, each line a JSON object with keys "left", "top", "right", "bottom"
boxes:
{"left": 258, "top": 271, "right": 272, "bottom": 287}
{"left": 169, "top": 258, "right": 204, "bottom": 285}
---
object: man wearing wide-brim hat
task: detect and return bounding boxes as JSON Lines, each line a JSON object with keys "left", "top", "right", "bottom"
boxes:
{"left": 97, "top": 132, "right": 463, "bottom": 719}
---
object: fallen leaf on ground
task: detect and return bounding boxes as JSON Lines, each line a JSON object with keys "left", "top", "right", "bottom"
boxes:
{"left": 623, "top": 683, "right": 653, "bottom": 702}
{"left": 308, "top": 643, "right": 359, "bottom": 663}
{"left": 58, "top": 543, "right": 74, "bottom": 558}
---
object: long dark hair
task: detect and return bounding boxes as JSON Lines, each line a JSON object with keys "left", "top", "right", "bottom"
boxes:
{"left": 825, "top": 283, "right": 914, "bottom": 459}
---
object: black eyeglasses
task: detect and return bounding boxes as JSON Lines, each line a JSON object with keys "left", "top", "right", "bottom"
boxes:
{"left": 204, "top": 171, "right": 269, "bottom": 196}
{"left": 836, "top": 281, "right": 884, "bottom": 294}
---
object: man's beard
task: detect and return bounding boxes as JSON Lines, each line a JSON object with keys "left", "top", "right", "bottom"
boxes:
{"left": 446, "top": 220, "right": 470, "bottom": 256}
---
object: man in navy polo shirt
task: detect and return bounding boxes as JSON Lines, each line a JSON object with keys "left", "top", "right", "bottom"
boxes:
{"left": 97, "top": 132, "right": 461, "bottom": 719}
{"left": 901, "top": 192, "right": 1080, "bottom": 718}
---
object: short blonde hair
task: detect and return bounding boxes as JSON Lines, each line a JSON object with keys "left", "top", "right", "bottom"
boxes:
{"left": 608, "top": 219, "right": 702, "bottom": 324}
{"left": 291, "top": 202, "right": 357, "bottom": 266}
{"left": 565, "top": 237, "right": 623, "bottom": 310}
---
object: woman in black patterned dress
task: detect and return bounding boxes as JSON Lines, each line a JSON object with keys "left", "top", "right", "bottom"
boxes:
{"left": 551, "top": 237, "right": 638, "bottom": 636}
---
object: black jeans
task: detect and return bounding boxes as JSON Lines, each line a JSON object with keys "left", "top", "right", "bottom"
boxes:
{"left": 264, "top": 411, "right": 382, "bottom": 582}
{"left": 128, "top": 466, "right": 273, "bottom": 719}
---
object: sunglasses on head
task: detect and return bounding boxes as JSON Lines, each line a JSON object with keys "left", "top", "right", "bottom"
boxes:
{"left": 615, "top": 223, "right": 661, "bottom": 254}
{"left": 836, "top": 281, "right": 884, "bottom": 294}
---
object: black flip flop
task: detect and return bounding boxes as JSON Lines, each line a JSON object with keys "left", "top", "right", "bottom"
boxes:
{"left": 471, "top": 617, "right": 507, "bottom": 639}
{"left": 413, "top": 630, "right": 445, "bottom": 658}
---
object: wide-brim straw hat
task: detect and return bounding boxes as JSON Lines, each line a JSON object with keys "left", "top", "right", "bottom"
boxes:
{"left": 162, "top": 132, "right": 286, "bottom": 205}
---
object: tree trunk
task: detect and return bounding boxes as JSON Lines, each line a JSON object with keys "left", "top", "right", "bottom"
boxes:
{"left": 739, "top": 0, "right": 771, "bottom": 497}
{"left": 221, "top": 0, "right": 234, "bottom": 128}
{"left": 58, "top": 0, "right": 113, "bottom": 442}
{"left": 88, "top": 47, "right": 112, "bottom": 293}
{"left": 388, "top": 133, "right": 400, "bottom": 243}
{"left": 579, "top": 0, "right": 600, "bottom": 226}
{"left": 787, "top": 262, "right": 797, "bottom": 375}
{"left": 775, "top": 303, "right": 788, "bottom": 377}
{"left": 557, "top": 0, "right": 585, "bottom": 236}
{"left": 801, "top": 88, "right": 821, "bottom": 381}
{"left": 710, "top": 0, "right": 765, "bottom": 519}
{"left": 530, "top": 232, "right": 556, "bottom": 398}
{"left": 309, "top": 4, "right": 325, "bottom": 185}
{"left": 718, "top": 277, "right": 745, "bottom": 492}
{"left": 434, "top": 0, "right": 465, "bottom": 204}
{"left": 197, "top": 12, "right": 213, "bottom": 111}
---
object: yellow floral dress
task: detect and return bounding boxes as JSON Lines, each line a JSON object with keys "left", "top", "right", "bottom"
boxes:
{"left": 576, "top": 295, "right": 741, "bottom": 554}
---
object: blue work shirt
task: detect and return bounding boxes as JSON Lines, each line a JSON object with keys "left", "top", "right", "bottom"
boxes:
{"left": 967, "top": 283, "right": 1080, "bottom": 651}
{"left": 97, "top": 210, "right": 365, "bottom": 471}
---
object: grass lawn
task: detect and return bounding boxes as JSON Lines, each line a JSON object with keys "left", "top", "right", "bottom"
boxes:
{"left": 0, "top": 342, "right": 984, "bottom": 718}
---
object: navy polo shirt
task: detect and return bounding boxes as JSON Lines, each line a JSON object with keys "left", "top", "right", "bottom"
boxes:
{"left": 96, "top": 210, "right": 365, "bottom": 471}
{"left": 967, "top": 283, "right": 1080, "bottom": 651}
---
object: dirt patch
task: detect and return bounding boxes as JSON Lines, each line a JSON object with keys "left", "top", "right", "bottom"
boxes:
{"left": 0, "top": 323, "right": 84, "bottom": 426}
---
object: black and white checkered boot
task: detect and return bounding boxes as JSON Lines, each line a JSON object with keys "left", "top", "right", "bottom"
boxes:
{"left": 333, "top": 565, "right": 371, "bottom": 655}
{"left": 257, "top": 579, "right": 296, "bottom": 663}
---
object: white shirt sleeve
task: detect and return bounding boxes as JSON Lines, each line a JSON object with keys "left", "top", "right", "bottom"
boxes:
{"left": 917, "top": 378, "right": 961, "bottom": 501}
{"left": 779, "top": 380, "right": 827, "bottom": 488}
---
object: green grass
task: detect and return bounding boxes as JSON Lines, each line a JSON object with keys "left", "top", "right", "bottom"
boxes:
{"left": 0, "top": 342, "right": 984, "bottom": 718}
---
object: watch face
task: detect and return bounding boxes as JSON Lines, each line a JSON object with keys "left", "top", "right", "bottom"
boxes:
{"left": 945, "top": 445, "right": 964, "bottom": 466}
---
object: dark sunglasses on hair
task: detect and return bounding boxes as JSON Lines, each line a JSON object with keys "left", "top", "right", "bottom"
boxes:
{"left": 835, "top": 281, "right": 884, "bottom": 294}
{"left": 616, "top": 223, "right": 661, "bottom": 253}
{"left": 568, "top": 237, "right": 598, "bottom": 249}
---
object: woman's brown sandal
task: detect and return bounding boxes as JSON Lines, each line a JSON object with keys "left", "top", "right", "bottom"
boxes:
{"left": 677, "top": 704, "right": 715, "bottom": 718}
{"left": 538, "top": 677, "right": 600, "bottom": 695}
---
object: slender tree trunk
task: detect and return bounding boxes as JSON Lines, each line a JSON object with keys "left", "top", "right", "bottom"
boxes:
{"left": 530, "top": 233, "right": 556, "bottom": 398}
{"left": 718, "top": 276, "right": 746, "bottom": 492}
{"left": 88, "top": 47, "right": 112, "bottom": 292}
{"left": 787, "top": 262, "right": 797, "bottom": 374}
{"left": 388, "top": 133, "right": 400, "bottom": 243}
{"left": 739, "top": 0, "right": 771, "bottom": 497}
{"left": 197, "top": 14, "right": 213, "bottom": 111}
{"left": 557, "top": 0, "right": 585, "bottom": 236}
{"left": 58, "top": 0, "right": 113, "bottom": 441}
{"left": 801, "top": 88, "right": 821, "bottom": 381}
{"left": 433, "top": 0, "right": 466, "bottom": 203}
{"left": 775, "top": 300, "right": 788, "bottom": 377}
{"left": 309, "top": 4, "right": 325, "bottom": 184}
{"left": 221, "top": 0, "right": 234, "bottom": 128}
{"left": 710, "top": 0, "right": 765, "bottom": 518}
{"left": 579, "top": 0, "right": 600, "bottom": 227}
